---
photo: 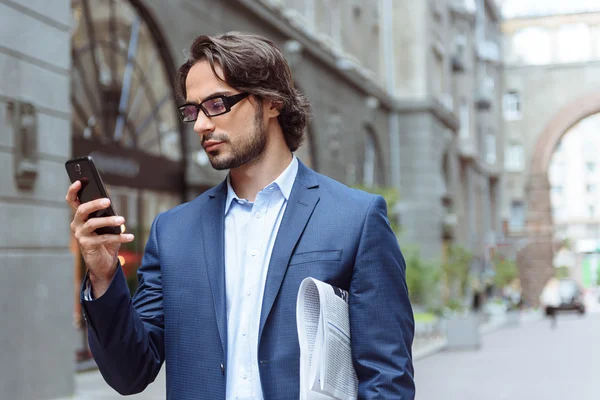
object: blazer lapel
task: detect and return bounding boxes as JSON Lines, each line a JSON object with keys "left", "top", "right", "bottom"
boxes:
{"left": 259, "top": 162, "right": 320, "bottom": 340}
{"left": 199, "top": 181, "right": 228, "bottom": 357}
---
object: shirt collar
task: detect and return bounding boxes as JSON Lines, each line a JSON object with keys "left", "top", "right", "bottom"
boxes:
{"left": 224, "top": 156, "right": 299, "bottom": 215}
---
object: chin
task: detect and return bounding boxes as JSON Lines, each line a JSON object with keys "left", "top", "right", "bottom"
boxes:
{"left": 208, "top": 154, "right": 235, "bottom": 171}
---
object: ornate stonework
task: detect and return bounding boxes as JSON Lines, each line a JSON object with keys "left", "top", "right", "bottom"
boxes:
{"left": 521, "top": 90, "right": 600, "bottom": 305}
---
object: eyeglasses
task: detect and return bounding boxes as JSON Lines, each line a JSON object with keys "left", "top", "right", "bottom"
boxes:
{"left": 178, "top": 92, "right": 249, "bottom": 122}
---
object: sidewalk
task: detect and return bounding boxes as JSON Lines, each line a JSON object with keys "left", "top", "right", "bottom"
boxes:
{"left": 67, "top": 309, "right": 544, "bottom": 399}
{"left": 69, "top": 368, "right": 166, "bottom": 400}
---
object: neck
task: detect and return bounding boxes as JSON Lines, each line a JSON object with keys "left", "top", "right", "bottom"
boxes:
{"left": 229, "top": 133, "right": 293, "bottom": 202}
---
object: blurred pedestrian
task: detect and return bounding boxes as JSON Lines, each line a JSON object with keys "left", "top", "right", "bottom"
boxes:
{"left": 540, "top": 277, "right": 560, "bottom": 329}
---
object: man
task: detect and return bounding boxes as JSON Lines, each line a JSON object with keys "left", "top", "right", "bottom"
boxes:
{"left": 66, "top": 32, "right": 415, "bottom": 399}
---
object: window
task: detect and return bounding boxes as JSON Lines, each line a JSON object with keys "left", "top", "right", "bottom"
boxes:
{"left": 586, "top": 162, "right": 596, "bottom": 173}
{"left": 505, "top": 143, "right": 524, "bottom": 172}
{"left": 509, "top": 200, "right": 525, "bottom": 230}
{"left": 486, "top": 133, "right": 496, "bottom": 164}
{"left": 589, "top": 205, "right": 596, "bottom": 218}
{"left": 363, "top": 134, "right": 375, "bottom": 187}
{"left": 503, "top": 91, "right": 522, "bottom": 120}
{"left": 512, "top": 27, "right": 552, "bottom": 65}
{"left": 557, "top": 23, "right": 591, "bottom": 63}
{"left": 459, "top": 99, "right": 470, "bottom": 139}
{"left": 587, "top": 184, "right": 597, "bottom": 194}
{"left": 552, "top": 185, "right": 563, "bottom": 194}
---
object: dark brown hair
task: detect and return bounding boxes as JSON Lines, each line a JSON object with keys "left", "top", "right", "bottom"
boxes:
{"left": 175, "top": 32, "right": 311, "bottom": 152}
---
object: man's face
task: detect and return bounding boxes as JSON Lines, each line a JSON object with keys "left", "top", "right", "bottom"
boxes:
{"left": 185, "top": 61, "right": 267, "bottom": 170}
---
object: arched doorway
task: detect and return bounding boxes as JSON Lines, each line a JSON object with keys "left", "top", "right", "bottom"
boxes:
{"left": 520, "top": 90, "right": 600, "bottom": 306}
{"left": 362, "top": 124, "right": 386, "bottom": 187}
{"left": 69, "top": 0, "right": 187, "bottom": 367}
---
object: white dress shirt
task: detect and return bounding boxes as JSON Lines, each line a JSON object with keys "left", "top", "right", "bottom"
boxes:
{"left": 224, "top": 156, "right": 298, "bottom": 400}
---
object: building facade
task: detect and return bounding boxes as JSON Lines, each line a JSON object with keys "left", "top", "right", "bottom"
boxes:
{"left": 0, "top": 1, "right": 74, "bottom": 399}
{"left": 387, "top": 0, "right": 505, "bottom": 275}
{"left": 500, "top": 0, "right": 600, "bottom": 304}
{"left": 1, "top": 0, "right": 395, "bottom": 398}
{"left": 1, "top": 0, "right": 508, "bottom": 398}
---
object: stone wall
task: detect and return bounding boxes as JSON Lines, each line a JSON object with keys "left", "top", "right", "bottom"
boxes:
{"left": 0, "top": 1, "right": 75, "bottom": 399}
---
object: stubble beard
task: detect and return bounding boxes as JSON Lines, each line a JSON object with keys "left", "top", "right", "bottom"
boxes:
{"left": 207, "top": 109, "right": 267, "bottom": 171}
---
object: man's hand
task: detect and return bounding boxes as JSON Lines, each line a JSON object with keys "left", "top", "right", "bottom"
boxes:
{"left": 66, "top": 180, "right": 135, "bottom": 298}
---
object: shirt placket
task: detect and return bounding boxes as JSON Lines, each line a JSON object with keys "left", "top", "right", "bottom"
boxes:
{"left": 242, "top": 193, "right": 270, "bottom": 398}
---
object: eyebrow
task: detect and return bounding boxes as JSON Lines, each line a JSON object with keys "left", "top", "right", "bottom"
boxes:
{"left": 185, "top": 91, "right": 232, "bottom": 105}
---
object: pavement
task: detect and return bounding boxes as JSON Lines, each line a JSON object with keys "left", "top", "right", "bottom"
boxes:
{"left": 71, "top": 368, "right": 166, "bottom": 400}
{"left": 415, "top": 311, "right": 600, "bottom": 400}
{"left": 66, "top": 300, "right": 595, "bottom": 399}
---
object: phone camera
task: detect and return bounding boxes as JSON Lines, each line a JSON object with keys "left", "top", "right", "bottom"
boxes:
{"left": 75, "top": 164, "right": 81, "bottom": 173}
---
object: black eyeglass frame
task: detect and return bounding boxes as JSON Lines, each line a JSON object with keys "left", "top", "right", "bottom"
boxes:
{"left": 177, "top": 92, "right": 250, "bottom": 122}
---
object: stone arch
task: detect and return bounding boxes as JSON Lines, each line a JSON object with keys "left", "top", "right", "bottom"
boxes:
{"left": 520, "top": 90, "right": 600, "bottom": 306}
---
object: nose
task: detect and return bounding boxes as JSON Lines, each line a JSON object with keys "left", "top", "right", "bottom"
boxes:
{"left": 193, "top": 111, "right": 215, "bottom": 136}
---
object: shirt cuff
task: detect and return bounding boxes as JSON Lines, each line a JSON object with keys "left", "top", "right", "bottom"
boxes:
{"left": 83, "top": 277, "right": 94, "bottom": 301}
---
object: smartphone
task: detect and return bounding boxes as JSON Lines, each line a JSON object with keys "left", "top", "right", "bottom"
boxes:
{"left": 65, "top": 156, "right": 121, "bottom": 235}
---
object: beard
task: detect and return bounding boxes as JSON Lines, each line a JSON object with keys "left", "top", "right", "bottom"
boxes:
{"left": 204, "top": 107, "right": 267, "bottom": 171}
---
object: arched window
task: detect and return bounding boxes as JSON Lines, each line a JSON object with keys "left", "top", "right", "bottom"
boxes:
{"left": 70, "top": 0, "right": 186, "bottom": 195}
{"left": 70, "top": 0, "right": 188, "bottom": 367}
{"left": 363, "top": 126, "right": 384, "bottom": 187}
{"left": 364, "top": 133, "right": 375, "bottom": 187}
{"left": 512, "top": 27, "right": 552, "bottom": 65}
{"left": 557, "top": 23, "right": 591, "bottom": 63}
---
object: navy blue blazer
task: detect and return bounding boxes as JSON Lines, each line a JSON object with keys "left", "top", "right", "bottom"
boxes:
{"left": 81, "top": 161, "right": 415, "bottom": 399}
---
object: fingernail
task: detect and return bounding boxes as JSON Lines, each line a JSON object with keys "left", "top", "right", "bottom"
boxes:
{"left": 102, "top": 198, "right": 110, "bottom": 206}
{"left": 114, "top": 216, "right": 124, "bottom": 224}
{"left": 125, "top": 234, "right": 134, "bottom": 241}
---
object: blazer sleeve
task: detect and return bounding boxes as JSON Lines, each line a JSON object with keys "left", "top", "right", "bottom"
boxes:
{"left": 80, "top": 213, "right": 165, "bottom": 395}
{"left": 349, "top": 195, "right": 416, "bottom": 399}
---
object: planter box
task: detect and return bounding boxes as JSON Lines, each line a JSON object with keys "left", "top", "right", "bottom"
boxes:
{"left": 445, "top": 312, "right": 481, "bottom": 350}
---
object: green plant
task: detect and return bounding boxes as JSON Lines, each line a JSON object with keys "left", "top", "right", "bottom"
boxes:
{"left": 441, "top": 244, "right": 473, "bottom": 308}
{"left": 493, "top": 255, "right": 518, "bottom": 289}
{"left": 403, "top": 245, "right": 441, "bottom": 309}
{"left": 413, "top": 312, "right": 436, "bottom": 323}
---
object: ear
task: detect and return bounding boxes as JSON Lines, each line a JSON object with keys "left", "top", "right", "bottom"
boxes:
{"left": 265, "top": 100, "right": 282, "bottom": 118}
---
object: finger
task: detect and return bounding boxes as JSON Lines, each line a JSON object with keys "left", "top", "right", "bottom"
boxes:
{"left": 74, "top": 198, "right": 112, "bottom": 225}
{"left": 80, "top": 215, "right": 125, "bottom": 236}
{"left": 79, "top": 233, "right": 135, "bottom": 248}
{"left": 65, "top": 181, "right": 82, "bottom": 210}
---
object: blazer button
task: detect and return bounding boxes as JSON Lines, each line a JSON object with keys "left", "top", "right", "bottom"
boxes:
{"left": 220, "top": 363, "right": 225, "bottom": 375}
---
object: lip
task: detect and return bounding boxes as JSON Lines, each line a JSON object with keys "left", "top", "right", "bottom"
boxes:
{"left": 203, "top": 141, "right": 223, "bottom": 151}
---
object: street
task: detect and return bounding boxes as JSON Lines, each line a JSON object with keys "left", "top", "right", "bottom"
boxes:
{"left": 415, "top": 311, "right": 600, "bottom": 400}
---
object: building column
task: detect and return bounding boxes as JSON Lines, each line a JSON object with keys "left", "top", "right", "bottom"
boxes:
{"left": 0, "top": 1, "right": 75, "bottom": 398}
{"left": 517, "top": 172, "right": 555, "bottom": 306}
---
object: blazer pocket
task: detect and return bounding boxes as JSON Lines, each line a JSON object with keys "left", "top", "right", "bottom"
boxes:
{"left": 289, "top": 250, "right": 342, "bottom": 266}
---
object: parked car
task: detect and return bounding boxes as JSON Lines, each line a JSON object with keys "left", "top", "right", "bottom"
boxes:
{"left": 540, "top": 278, "right": 585, "bottom": 316}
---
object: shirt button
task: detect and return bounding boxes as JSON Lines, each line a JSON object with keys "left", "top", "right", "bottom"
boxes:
{"left": 243, "top": 374, "right": 248, "bottom": 380}
{"left": 250, "top": 249, "right": 258, "bottom": 257}
{"left": 255, "top": 212, "right": 262, "bottom": 219}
